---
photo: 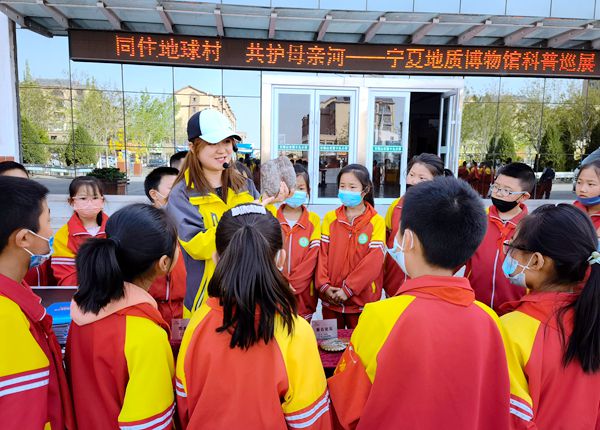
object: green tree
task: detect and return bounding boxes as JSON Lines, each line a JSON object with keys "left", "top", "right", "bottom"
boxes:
{"left": 486, "top": 131, "right": 516, "bottom": 162}
{"left": 64, "top": 125, "right": 98, "bottom": 166}
{"left": 75, "top": 79, "right": 122, "bottom": 147}
{"left": 20, "top": 116, "right": 49, "bottom": 164}
{"left": 539, "top": 123, "right": 565, "bottom": 171}
{"left": 461, "top": 101, "right": 498, "bottom": 159}
{"left": 586, "top": 121, "right": 600, "bottom": 157}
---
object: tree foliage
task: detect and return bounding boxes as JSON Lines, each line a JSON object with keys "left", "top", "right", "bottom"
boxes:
{"left": 64, "top": 125, "right": 98, "bottom": 166}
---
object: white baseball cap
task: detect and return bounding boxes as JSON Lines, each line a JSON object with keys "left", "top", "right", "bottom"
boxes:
{"left": 187, "top": 109, "right": 241, "bottom": 144}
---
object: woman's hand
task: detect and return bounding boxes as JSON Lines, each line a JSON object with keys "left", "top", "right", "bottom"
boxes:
{"left": 260, "top": 182, "right": 293, "bottom": 207}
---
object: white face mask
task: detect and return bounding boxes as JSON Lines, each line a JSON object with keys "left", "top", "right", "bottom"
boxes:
{"left": 387, "top": 231, "right": 413, "bottom": 276}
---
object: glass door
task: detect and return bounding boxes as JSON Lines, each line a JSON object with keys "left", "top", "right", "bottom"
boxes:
{"left": 271, "top": 87, "right": 357, "bottom": 204}
{"left": 438, "top": 91, "right": 460, "bottom": 170}
{"left": 367, "top": 91, "right": 410, "bottom": 202}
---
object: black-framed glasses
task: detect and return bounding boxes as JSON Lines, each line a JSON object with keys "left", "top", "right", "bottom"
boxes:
{"left": 502, "top": 240, "right": 530, "bottom": 255}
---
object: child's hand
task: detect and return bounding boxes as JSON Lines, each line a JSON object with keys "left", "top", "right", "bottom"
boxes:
{"left": 324, "top": 287, "right": 341, "bottom": 304}
{"left": 333, "top": 289, "right": 349, "bottom": 303}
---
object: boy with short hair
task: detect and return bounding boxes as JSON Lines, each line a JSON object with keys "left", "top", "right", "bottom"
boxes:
{"left": 466, "top": 162, "right": 536, "bottom": 313}
{"left": 328, "top": 177, "right": 511, "bottom": 430}
{"left": 144, "top": 167, "right": 187, "bottom": 326}
{"left": 144, "top": 166, "right": 179, "bottom": 209}
{"left": 0, "top": 160, "right": 29, "bottom": 178}
{"left": 169, "top": 151, "right": 188, "bottom": 171}
{"left": 0, "top": 176, "right": 74, "bottom": 429}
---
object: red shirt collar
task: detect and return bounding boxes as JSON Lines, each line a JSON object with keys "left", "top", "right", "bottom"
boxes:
{"left": 573, "top": 200, "right": 600, "bottom": 217}
{"left": 488, "top": 203, "right": 529, "bottom": 226}
{"left": 397, "top": 275, "right": 475, "bottom": 307}
{"left": 0, "top": 274, "right": 46, "bottom": 322}
{"left": 500, "top": 291, "right": 578, "bottom": 329}
{"left": 277, "top": 204, "right": 309, "bottom": 230}
{"left": 335, "top": 203, "right": 376, "bottom": 231}
{"left": 67, "top": 212, "right": 109, "bottom": 236}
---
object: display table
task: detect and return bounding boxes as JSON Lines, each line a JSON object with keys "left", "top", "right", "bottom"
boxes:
{"left": 318, "top": 329, "right": 353, "bottom": 376}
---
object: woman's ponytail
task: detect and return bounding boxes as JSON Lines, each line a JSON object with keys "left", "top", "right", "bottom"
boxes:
{"left": 74, "top": 238, "right": 124, "bottom": 314}
{"left": 208, "top": 204, "right": 297, "bottom": 349}
{"left": 564, "top": 261, "right": 600, "bottom": 373}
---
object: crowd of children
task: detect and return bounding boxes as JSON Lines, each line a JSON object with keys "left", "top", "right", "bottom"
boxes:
{"left": 1, "top": 107, "right": 600, "bottom": 429}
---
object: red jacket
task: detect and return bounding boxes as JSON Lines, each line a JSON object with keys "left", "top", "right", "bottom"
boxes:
{"left": 316, "top": 204, "right": 385, "bottom": 314}
{"left": 23, "top": 259, "right": 56, "bottom": 287}
{"left": 52, "top": 212, "right": 109, "bottom": 286}
{"left": 573, "top": 200, "right": 600, "bottom": 231}
{"left": 500, "top": 292, "right": 600, "bottom": 429}
{"left": 466, "top": 204, "right": 528, "bottom": 313}
{"left": 176, "top": 297, "right": 331, "bottom": 429}
{"left": 383, "top": 196, "right": 407, "bottom": 297}
{"left": 277, "top": 205, "right": 321, "bottom": 320}
{"left": 0, "top": 274, "right": 75, "bottom": 429}
{"left": 148, "top": 247, "right": 187, "bottom": 327}
{"left": 67, "top": 283, "right": 175, "bottom": 430}
{"left": 328, "top": 276, "right": 511, "bottom": 430}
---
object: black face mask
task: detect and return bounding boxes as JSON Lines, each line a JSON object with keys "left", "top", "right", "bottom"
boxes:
{"left": 491, "top": 196, "right": 519, "bottom": 213}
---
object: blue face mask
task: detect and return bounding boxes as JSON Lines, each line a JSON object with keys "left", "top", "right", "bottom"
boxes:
{"left": 338, "top": 190, "right": 363, "bottom": 208}
{"left": 502, "top": 252, "right": 532, "bottom": 288}
{"left": 577, "top": 195, "right": 600, "bottom": 207}
{"left": 285, "top": 190, "right": 307, "bottom": 209}
{"left": 24, "top": 230, "right": 54, "bottom": 269}
{"left": 387, "top": 233, "right": 412, "bottom": 276}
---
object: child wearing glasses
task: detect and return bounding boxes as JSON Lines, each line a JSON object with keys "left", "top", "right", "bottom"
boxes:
{"left": 52, "top": 176, "right": 108, "bottom": 286}
{"left": 465, "top": 163, "right": 536, "bottom": 314}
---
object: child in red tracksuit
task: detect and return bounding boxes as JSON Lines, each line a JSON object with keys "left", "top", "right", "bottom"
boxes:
{"left": 500, "top": 205, "right": 600, "bottom": 429}
{"left": 385, "top": 153, "right": 446, "bottom": 297}
{"left": 466, "top": 163, "right": 536, "bottom": 314}
{"left": 574, "top": 160, "right": 600, "bottom": 232}
{"left": 52, "top": 176, "right": 108, "bottom": 286}
{"left": 277, "top": 165, "right": 321, "bottom": 321}
{"left": 317, "top": 164, "right": 385, "bottom": 329}
{"left": 145, "top": 166, "right": 187, "bottom": 326}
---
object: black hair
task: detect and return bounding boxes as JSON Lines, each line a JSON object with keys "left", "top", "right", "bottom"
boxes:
{"left": 293, "top": 164, "right": 311, "bottom": 198}
{"left": 0, "top": 161, "right": 28, "bottom": 177}
{"left": 74, "top": 204, "right": 178, "bottom": 314}
{"left": 401, "top": 177, "right": 487, "bottom": 269}
{"left": 337, "top": 164, "right": 375, "bottom": 207}
{"left": 511, "top": 204, "right": 600, "bottom": 373}
{"left": 0, "top": 177, "right": 48, "bottom": 251}
{"left": 207, "top": 204, "right": 297, "bottom": 350}
{"left": 70, "top": 176, "right": 105, "bottom": 226}
{"left": 578, "top": 159, "right": 600, "bottom": 182}
{"left": 497, "top": 162, "right": 536, "bottom": 194}
{"left": 144, "top": 167, "right": 179, "bottom": 202}
{"left": 169, "top": 151, "right": 188, "bottom": 169}
{"left": 407, "top": 153, "right": 446, "bottom": 177}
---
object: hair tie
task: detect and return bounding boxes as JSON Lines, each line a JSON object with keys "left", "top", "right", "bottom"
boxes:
{"left": 231, "top": 205, "right": 266, "bottom": 217}
{"left": 588, "top": 251, "right": 600, "bottom": 266}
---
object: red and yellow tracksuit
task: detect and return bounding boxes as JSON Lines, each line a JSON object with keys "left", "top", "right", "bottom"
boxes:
{"left": 67, "top": 282, "right": 175, "bottom": 430}
{"left": 316, "top": 204, "right": 385, "bottom": 315}
{"left": 466, "top": 204, "right": 528, "bottom": 313}
{"left": 175, "top": 297, "right": 332, "bottom": 429}
{"left": 166, "top": 172, "right": 266, "bottom": 317}
{"left": 500, "top": 292, "right": 600, "bottom": 429}
{"left": 23, "top": 259, "right": 56, "bottom": 287}
{"left": 52, "top": 212, "right": 109, "bottom": 286}
{"left": 0, "top": 274, "right": 75, "bottom": 429}
{"left": 148, "top": 248, "right": 187, "bottom": 327}
{"left": 383, "top": 196, "right": 407, "bottom": 297}
{"left": 574, "top": 200, "right": 600, "bottom": 231}
{"left": 277, "top": 204, "right": 321, "bottom": 321}
{"left": 328, "top": 276, "right": 511, "bottom": 430}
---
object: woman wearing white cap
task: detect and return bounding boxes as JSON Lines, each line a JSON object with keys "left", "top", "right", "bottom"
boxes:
{"left": 167, "top": 109, "right": 288, "bottom": 317}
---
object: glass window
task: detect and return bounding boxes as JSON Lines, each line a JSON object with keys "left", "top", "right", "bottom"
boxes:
{"left": 464, "top": 77, "right": 500, "bottom": 102}
{"left": 173, "top": 67, "right": 222, "bottom": 97}
{"left": 174, "top": 93, "right": 224, "bottom": 147}
{"left": 500, "top": 77, "right": 545, "bottom": 103}
{"left": 497, "top": 102, "right": 543, "bottom": 166}
{"left": 371, "top": 96, "right": 406, "bottom": 198}
{"left": 223, "top": 70, "right": 261, "bottom": 97}
{"left": 544, "top": 79, "right": 584, "bottom": 104}
{"left": 70, "top": 61, "right": 122, "bottom": 92}
{"left": 74, "top": 90, "right": 125, "bottom": 147}
{"left": 226, "top": 96, "right": 261, "bottom": 150}
{"left": 506, "top": 0, "right": 551, "bottom": 16}
{"left": 585, "top": 80, "right": 600, "bottom": 105}
{"left": 276, "top": 93, "right": 311, "bottom": 167}
{"left": 551, "top": 0, "right": 595, "bottom": 19}
{"left": 17, "top": 30, "right": 70, "bottom": 85}
{"left": 318, "top": 95, "right": 352, "bottom": 199}
{"left": 461, "top": 102, "right": 499, "bottom": 163}
{"left": 123, "top": 64, "right": 173, "bottom": 94}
